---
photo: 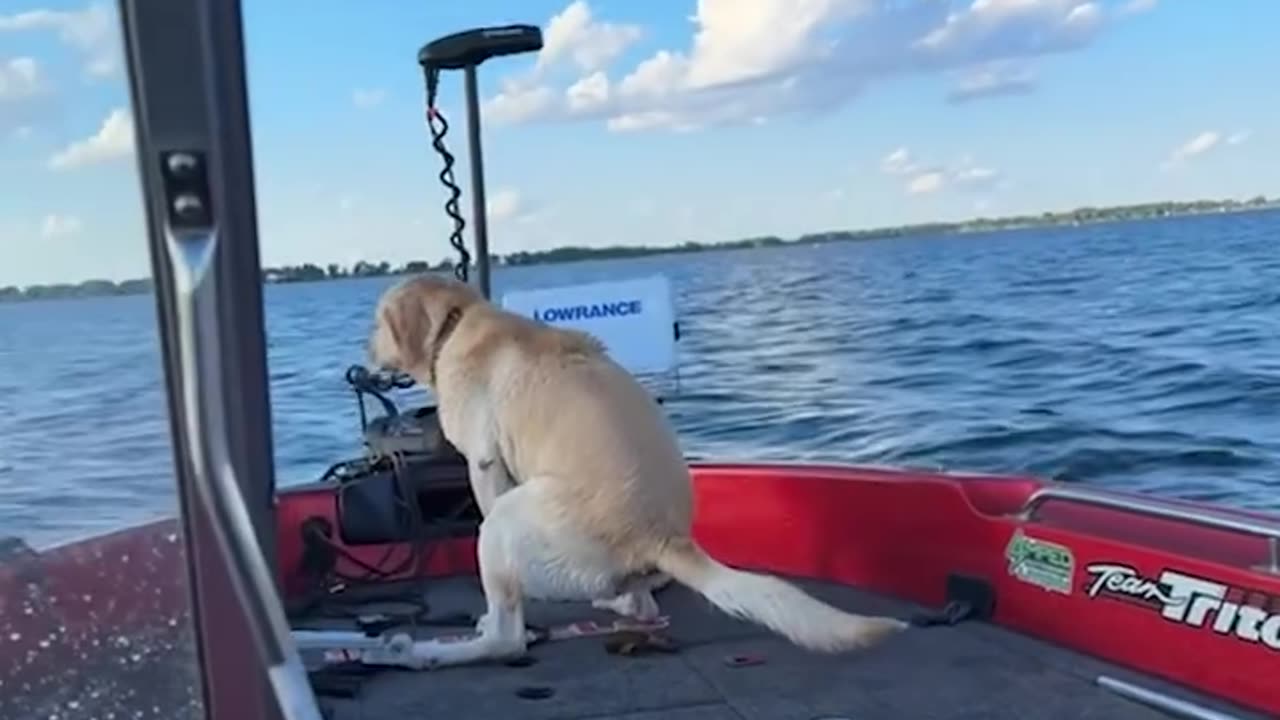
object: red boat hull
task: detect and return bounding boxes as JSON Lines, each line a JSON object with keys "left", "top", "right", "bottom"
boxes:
{"left": 277, "top": 462, "right": 1280, "bottom": 716}
{"left": 4, "top": 462, "right": 1278, "bottom": 717}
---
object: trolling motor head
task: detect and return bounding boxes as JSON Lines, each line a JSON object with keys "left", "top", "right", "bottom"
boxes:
{"left": 416, "top": 25, "right": 543, "bottom": 301}
{"left": 417, "top": 25, "right": 542, "bottom": 71}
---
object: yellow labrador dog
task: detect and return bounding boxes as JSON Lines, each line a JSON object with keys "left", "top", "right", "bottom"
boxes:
{"left": 368, "top": 274, "right": 907, "bottom": 668}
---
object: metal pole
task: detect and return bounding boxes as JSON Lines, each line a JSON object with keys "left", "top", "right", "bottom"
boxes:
{"left": 117, "top": 0, "right": 319, "bottom": 718}
{"left": 1095, "top": 676, "right": 1245, "bottom": 720}
{"left": 463, "top": 63, "right": 491, "bottom": 299}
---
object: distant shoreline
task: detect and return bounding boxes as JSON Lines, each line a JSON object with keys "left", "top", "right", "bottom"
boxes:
{"left": 4, "top": 196, "right": 1276, "bottom": 303}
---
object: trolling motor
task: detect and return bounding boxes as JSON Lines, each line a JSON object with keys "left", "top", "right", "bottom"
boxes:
{"left": 294, "top": 26, "right": 547, "bottom": 688}
{"left": 419, "top": 24, "right": 543, "bottom": 299}
{"left": 335, "top": 24, "right": 543, "bottom": 456}
{"left": 340, "top": 24, "right": 543, "bottom": 459}
{"left": 319, "top": 26, "right": 542, "bottom": 554}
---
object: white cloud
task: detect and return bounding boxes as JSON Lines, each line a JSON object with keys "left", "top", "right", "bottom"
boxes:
{"left": 1161, "top": 130, "right": 1219, "bottom": 170}
{"left": 487, "top": 188, "right": 523, "bottom": 222}
{"left": 947, "top": 61, "right": 1036, "bottom": 104}
{"left": 916, "top": 1, "right": 1102, "bottom": 59}
{"left": 1, "top": 56, "right": 57, "bottom": 133}
{"left": 486, "top": 1, "right": 640, "bottom": 123}
{"left": 953, "top": 165, "right": 1001, "bottom": 189}
{"left": 486, "top": 77, "right": 556, "bottom": 124}
{"left": 881, "top": 146, "right": 1003, "bottom": 195}
{"left": 1160, "top": 128, "right": 1249, "bottom": 170}
{"left": 40, "top": 213, "right": 82, "bottom": 238}
{"left": 1179, "top": 131, "right": 1220, "bottom": 157}
{"left": 675, "top": 0, "right": 866, "bottom": 90}
{"left": 1, "top": 56, "right": 63, "bottom": 134}
{"left": 880, "top": 147, "right": 919, "bottom": 176}
{"left": 566, "top": 71, "right": 610, "bottom": 113}
{"left": 907, "top": 171, "right": 945, "bottom": 194}
{"left": 606, "top": 109, "right": 699, "bottom": 133}
{"left": 0, "top": 3, "right": 120, "bottom": 78}
{"left": 1119, "top": 0, "right": 1157, "bottom": 16}
{"left": 485, "top": 0, "right": 1133, "bottom": 133}
{"left": 0, "top": 57, "right": 45, "bottom": 100}
{"left": 48, "top": 107, "right": 133, "bottom": 170}
{"left": 538, "top": 0, "right": 643, "bottom": 73}
{"left": 351, "top": 88, "right": 386, "bottom": 109}
{"left": 882, "top": 147, "right": 947, "bottom": 194}
{"left": 480, "top": 189, "right": 556, "bottom": 252}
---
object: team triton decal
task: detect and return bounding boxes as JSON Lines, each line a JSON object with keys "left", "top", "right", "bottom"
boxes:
{"left": 1084, "top": 563, "right": 1280, "bottom": 652}
{"left": 1005, "top": 530, "right": 1075, "bottom": 594}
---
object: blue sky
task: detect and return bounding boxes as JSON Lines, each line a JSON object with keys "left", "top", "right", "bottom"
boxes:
{"left": 2, "top": 0, "right": 1277, "bottom": 287}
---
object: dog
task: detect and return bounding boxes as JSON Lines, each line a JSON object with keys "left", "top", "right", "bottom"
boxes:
{"left": 368, "top": 274, "right": 907, "bottom": 668}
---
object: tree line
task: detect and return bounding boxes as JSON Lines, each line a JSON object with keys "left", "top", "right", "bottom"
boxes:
{"left": 3, "top": 195, "right": 1275, "bottom": 303}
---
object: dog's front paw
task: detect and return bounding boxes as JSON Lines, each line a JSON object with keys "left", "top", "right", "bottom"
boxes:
{"left": 360, "top": 632, "right": 421, "bottom": 669}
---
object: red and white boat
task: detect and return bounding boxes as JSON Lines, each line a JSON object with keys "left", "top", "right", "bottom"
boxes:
{"left": 2, "top": 3, "right": 1277, "bottom": 720}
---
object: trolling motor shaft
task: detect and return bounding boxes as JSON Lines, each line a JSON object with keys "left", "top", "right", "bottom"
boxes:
{"left": 418, "top": 25, "right": 543, "bottom": 299}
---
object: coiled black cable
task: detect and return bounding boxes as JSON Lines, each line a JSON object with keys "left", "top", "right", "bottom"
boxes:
{"left": 423, "top": 66, "right": 470, "bottom": 283}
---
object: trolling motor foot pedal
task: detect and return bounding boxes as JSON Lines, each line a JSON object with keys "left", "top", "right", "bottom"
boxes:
{"left": 910, "top": 574, "right": 995, "bottom": 627}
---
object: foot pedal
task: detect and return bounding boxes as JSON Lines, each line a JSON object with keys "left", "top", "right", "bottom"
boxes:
{"left": 910, "top": 574, "right": 995, "bottom": 627}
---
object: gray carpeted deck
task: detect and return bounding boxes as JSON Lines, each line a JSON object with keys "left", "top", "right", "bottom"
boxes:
{"left": 297, "top": 576, "right": 1264, "bottom": 720}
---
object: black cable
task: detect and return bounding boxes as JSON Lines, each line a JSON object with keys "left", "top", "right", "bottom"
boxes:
{"left": 315, "top": 455, "right": 431, "bottom": 585}
{"left": 423, "top": 66, "right": 470, "bottom": 283}
{"left": 385, "top": 449, "right": 435, "bottom": 639}
{"left": 296, "top": 451, "right": 441, "bottom": 630}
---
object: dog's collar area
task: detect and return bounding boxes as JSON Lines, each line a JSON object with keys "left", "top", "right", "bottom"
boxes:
{"left": 427, "top": 305, "right": 466, "bottom": 383}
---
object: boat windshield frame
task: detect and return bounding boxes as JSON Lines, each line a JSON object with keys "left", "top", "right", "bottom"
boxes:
{"left": 117, "top": 1, "right": 285, "bottom": 718}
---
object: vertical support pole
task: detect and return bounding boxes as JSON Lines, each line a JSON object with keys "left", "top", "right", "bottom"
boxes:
{"left": 462, "top": 64, "right": 491, "bottom": 299}
{"left": 117, "top": 0, "right": 317, "bottom": 718}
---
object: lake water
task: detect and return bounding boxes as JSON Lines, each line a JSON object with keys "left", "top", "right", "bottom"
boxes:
{"left": 2, "top": 211, "right": 1278, "bottom": 548}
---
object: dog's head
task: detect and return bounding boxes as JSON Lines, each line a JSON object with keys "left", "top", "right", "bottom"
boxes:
{"left": 369, "top": 274, "right": 484, "bottom": 385}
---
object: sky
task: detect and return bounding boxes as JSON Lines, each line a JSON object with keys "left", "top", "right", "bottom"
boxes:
{"left": 2, "top": 0, "right": 1278, "bottom": 288}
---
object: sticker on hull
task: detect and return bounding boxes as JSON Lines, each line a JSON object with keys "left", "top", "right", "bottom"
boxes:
{"left": 1005, "top": 530, "right": 1075, "bottom": 595}
{"left": 1084, "top": 563, "right": 1280, "bottom": 652}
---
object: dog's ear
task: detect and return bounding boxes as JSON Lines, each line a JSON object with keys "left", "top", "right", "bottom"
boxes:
{"left": 382, "top": 292, "right": 432, "bottom": 370}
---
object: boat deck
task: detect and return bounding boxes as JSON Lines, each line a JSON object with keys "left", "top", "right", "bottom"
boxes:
{"left": 297, "top": 575, "right": 1263, "bottom": 720}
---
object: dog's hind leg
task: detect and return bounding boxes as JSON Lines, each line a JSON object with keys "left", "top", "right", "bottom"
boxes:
{"left": 592, "top": 571, "right": 668, "bottom": 620}
{"left": 592, "top": 590, "right": 659, "bottom": 620}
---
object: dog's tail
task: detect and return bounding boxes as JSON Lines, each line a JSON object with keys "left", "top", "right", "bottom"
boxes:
{"left": 653, "top": 537, "right": 908, "bottom": 653}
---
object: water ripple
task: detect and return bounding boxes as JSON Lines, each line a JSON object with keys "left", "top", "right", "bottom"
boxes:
{"left": 2, "top": 211, "right": 1280, "bottom": 546}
